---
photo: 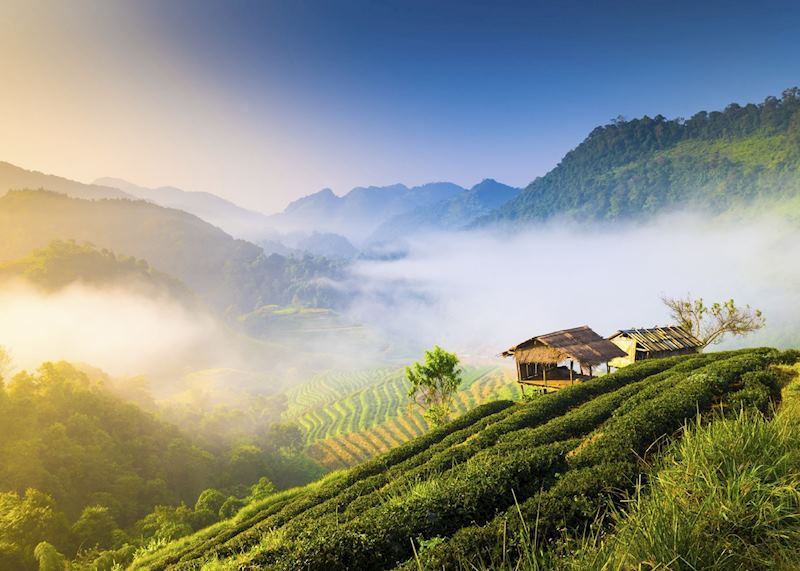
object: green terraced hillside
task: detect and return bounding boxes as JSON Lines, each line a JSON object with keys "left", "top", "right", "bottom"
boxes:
{"left": 129, "top": 347, "right": 789, "bottom": 571}
{"left": 283, "top": 365, "right": 523, "bottom": 468}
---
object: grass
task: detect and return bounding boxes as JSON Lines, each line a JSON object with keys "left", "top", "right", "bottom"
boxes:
{"left": 480, "top": 362, "right": 800, "bottom": 571}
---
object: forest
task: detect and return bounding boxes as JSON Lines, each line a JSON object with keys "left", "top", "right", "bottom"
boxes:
{"left": 485, "top": 88, "right": 800, "bottom": 223}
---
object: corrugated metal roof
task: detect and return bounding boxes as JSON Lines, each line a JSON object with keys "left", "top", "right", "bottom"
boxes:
{"left": 609, "top": 326, "right": 702, "bottom": 352}
{"left": 503, "top": 325, "right": 626, "bottom": 366}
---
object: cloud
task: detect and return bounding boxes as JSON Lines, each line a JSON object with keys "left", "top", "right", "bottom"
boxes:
{"left": 0, "top": 281, "right": 223, "bottom": 378}
{"left": 345, "top": 212, "right": 800, "bottom": 358}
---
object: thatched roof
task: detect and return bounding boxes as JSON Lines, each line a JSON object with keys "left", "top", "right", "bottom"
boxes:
{"left": 502, "top": 326, "right": 626, "bottom": 366}
{"left": 609, "top": 326, "right": 702, "bottom": 352}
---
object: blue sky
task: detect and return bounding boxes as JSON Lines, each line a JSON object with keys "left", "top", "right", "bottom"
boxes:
{"left": 2, "top": 0, "right": 799, "bottom": 212}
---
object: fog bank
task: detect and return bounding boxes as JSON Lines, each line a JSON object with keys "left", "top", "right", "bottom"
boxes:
{"left": 346, "top": 212, "right": 800, "bottom": 357}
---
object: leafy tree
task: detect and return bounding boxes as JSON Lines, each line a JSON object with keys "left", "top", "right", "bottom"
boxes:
{"left": 662, "top": 295, "right": 766, "bottom": 347}
{"left": 248, "top": 477, "right": 277, "bottom": 501}
{"left": 0, "top": 345, "right": 12, "bottom": 379}
{"left": 33, "top": 542, "right": 65, "bottom": 571}
{"left": 71, "top": 505, "right": 116, "bottom": 550}
{"left": 194, "top": 489, "right": 226, "bottom": 516}
{"left": 405, "top": 346, "right": 463, "bottom": 427}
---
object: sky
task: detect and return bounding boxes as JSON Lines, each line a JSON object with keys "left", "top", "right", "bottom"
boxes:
{"left": 0, "top": 0, "right": 798, "bottom": 213}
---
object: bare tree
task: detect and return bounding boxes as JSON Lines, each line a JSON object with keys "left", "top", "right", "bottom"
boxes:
{"left": 662, "top": 295, "right": 765, "bottom": 347}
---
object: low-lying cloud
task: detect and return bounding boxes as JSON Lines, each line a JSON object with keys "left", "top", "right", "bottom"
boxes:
{"left": 346, "top": 212, "right": 800, "bottom": 358}
{"left": 0, "top": 281, "right": 223, "bottom": 379}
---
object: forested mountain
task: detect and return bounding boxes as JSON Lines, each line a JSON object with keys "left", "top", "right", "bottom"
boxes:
{"left": 0, "top": 361, "right": 319, "bottom": 571}
{"left": 0, "top": 190, "right": 345, "bottom": 312}
{"left": 0, "top": 240, "right": 192, "bottom": 302}
{"left": 369, "top": 179, "right": 520, "bottom": 243}
{"left": 94, "top": 177, "right": 272, "bottom": 240}
{"left": 482, "top": 88, "right": 800, "bottom": 224}
{"left": 267, "top": 182, "right": 466, "bottom": 243}
{"left": 0, "top": 161, "right": 131, "bottom": 201}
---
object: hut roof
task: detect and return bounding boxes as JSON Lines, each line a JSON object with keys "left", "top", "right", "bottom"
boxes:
{"left": 608, "top": 326, "right": 702, "bottom": 352}
{"left": 502, "top": 325, "right": 626, "bottom": 366}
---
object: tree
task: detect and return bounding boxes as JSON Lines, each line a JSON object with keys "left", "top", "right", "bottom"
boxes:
{"left": 405, "top": 346, "right": 463, "bottom": 427}
{"left": 33, "top": 542, "right": 65, "bottom": 571}
{"left": 662, "top": 295, "right": 766, "bottom": 347}
{"left": 71, "top": 505, "right": 117, "bottom": 550}
{"left": 0, "top": 346, "right": 12, "bottom": 379}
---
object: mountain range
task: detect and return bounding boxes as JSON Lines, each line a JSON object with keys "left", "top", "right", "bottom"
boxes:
{"left": 481, "top": 87, "right": 800, "bottom": 225}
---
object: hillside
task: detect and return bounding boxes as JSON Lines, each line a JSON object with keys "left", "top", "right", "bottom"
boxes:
{"left": 128, "top": 347, "right": 787, "bottom": 570}
{"left": 283, "top": 366, "right": 522, "bottom": 469}
{"left": 369, "top": 179, "right": 520, "bottom": 243}
{"left": 0, "top": 161, "right": 131, "bottom": 201}
{"left": 94, "top": 177, "right": 272, "bottom": 240}
{"left": 0, "top": 240, "right": 192, "bottom": 302}
{"left": 0, "top": 190, "right": 345, "bottom": 313}
{"left": 482, "top": 88, "right": 800, "bottom": 224}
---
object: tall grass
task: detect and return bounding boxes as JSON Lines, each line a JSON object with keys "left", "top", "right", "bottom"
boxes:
{"left": 490, "top": 366, "right": 800, "bottom": 571}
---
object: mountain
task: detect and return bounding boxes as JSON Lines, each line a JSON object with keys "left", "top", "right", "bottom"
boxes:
{"left": 481, "top": 87, "right": 800, "bottom": 225}
{"left": 268, "top": 182, "right": 467, "bottom": 244}
{"left": 0, "top": 190, "right": 344, "bottom": 312}
{"left": 94, "top": 177, "right": 272, "bottom": 240}
{"left": 0, "top": 240, "right": 192, "bottom": 302}
{"left": 369, "top": 178, "right": 520, "bottom": 243}
{"left": 0, "top": 161, "right": 131, "bottom": 200}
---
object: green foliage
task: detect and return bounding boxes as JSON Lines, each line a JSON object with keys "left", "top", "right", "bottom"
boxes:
{"left": 71, "top": 506, "right": 117, "bottom": 550}
{"left": 0, "top": 240, "right": 191, "bottom": 300}
{"left": 0, "top": 190, "right": 348, "bottom": 312}
{"left": 405, "top": 346, "right": 463, "bottom": 427}
{"left": 129, "top": 349, "right": 780, "bottom": 571}
{"left": 559, "top": 388, "right": 800, "bottom": 570}
{"left": 285, "top": 366, "right": 519, "bottom": 468}
{"left": 488, "top": 88, "right": 800, "bottom": 223}
{"left": 0, "top": 362, "right": 289, "bottom": 570}
{"left": 33, "top": 541, "right": 65, "bottom": 571}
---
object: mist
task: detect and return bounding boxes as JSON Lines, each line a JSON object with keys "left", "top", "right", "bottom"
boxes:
{"left": 0, "top": 281, "right": 226, "bottom": 379}
{"left": 345, "top": 211, "right": 800, "bottom": 358}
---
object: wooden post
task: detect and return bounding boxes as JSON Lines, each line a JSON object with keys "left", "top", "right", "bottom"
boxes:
{"left": 589, "top": 365, "right": 593, "bottom": 378}
{"left": 542, "top": 363, "right": 547, "bottom": 389}
{"left": 569, "top": 360, "right": 574, "bottom": 384}
{"left": 516, "top": 358, "right": 522, "bottom": 382}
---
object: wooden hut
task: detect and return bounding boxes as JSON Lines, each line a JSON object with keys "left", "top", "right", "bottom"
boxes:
{"left": 607, "top": 326, "right": 702, "bottom": 368}
{"left": 502, "top": 326, "right": 626, "bottom": 390}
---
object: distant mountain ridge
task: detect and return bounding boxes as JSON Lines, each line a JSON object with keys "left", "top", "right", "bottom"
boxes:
{"left": 95, "top": 177, "right": 272, "bottom": 240}
{"left": 480, "top": 87, "right": 800, "bottom": 225}
{"left": 0, "top": 190, "right": 344, "bottom": 312}
{"left": 268, "top": 182, "right": 467, "bottom": 244}
{"left": 0, "top": 161, "right": 131, "bottom": 200}
{"left": 369, "top": 179, "right": 520, "bottom": 243}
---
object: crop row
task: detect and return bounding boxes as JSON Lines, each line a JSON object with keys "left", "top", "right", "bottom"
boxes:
{"left": 135, "top": 350, "right": 779, "bottom": 570}
{"left": 401, "top": 349, "right": 782, "bottom": 569}
{"left": 152, "top": 353, "right": 702, "bottom": 569}
{"left": 289, "top": 365, "right": 510, "bottom": 451}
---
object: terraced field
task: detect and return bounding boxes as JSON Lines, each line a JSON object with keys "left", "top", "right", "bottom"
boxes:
{"left": 283, "top": 365, "right": 523, "bottom": 468}
{"left": 131, "top": 347, "right": 788, "bottom": 571}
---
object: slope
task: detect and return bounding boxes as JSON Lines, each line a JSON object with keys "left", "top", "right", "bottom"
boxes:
{"left": 482, "top": 88, "right": 800, "bottom": 225}
{"left": 128, "top": 347, "right": 785, "bottom": 571}
{"left": 0, "top": 190, "right": 344, "bottom": 312}
{"left": 283, "top": 365, "right": 522, "bottom": 469}
{"left": 0, "top": 161, "right": 131, "bottom": 200}
{"left": 95, "top": 177, "right": 272, "bottom": 240}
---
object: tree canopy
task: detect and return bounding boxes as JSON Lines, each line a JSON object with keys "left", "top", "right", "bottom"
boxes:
{"left": 405, "top": 346, "right": 463, "bottom": 427}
